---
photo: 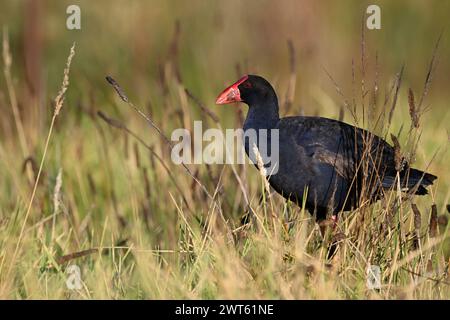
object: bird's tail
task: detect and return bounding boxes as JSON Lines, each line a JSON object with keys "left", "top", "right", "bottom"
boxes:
{"left": 381, "top": 168, "right": 437, "bottom": 195}
{"left": 405, "top": 168, "right": 437, "bottom": 195}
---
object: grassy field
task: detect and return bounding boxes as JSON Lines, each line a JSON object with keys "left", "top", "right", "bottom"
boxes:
{"left": 0, "top": 0, "right": 449, "bottom": 299}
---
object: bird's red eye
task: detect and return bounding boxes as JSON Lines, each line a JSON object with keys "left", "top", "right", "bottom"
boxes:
{"left": 242, "top": 81, "right": 252, "bottom": 88}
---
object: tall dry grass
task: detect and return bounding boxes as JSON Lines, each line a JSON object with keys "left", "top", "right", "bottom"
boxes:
{"left": 0, "top": 39, "right": 75, "bottom": 296}
{"left": 0, "top": 5, "right": 449, "bottom": 299}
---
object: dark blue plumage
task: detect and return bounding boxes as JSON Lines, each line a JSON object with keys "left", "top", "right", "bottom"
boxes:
{"left": 217, "top": 75, "right": 437, "bottom": 221}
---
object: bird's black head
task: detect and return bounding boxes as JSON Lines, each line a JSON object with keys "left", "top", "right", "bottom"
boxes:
{"left": 215, "top": 74, "right": 278, "bottom": 107}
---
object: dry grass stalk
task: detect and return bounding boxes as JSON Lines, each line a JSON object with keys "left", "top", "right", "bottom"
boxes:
{"left": 323, "top": 67, "right": 355, "bottom": 123}
{"left": 51, "top": 168, "right": 63, "bottom": 242}
{"left": 56, "top": 248, "right": 98, "bottom": 265}
{"left": 284, "top": 39, "right": 297, "bottom": 113}
{"left": 429, "top": 204, "right": 438, "bottom": 238}
{"left": 185, "top": 88, "right": 252, "bottom": 210}
{"left": 142, "top": 167, "right": 151, "bottom": 199}
{"left": 87, "top": 172, "right": 97, "bottom": 195}
{"left": 1, "top": 43, "right": 76, "bottom": 286}
{"left": 123, "top": 129, "right": 129, "bottom": 159}
{"left": 401, "top": 267, "right": 450, "bottom": 286}
{"left": 104, "top": 76, "right": 219, "bottom": 209}
{"left": 370, "top": 52, "right": 379, "bottom": 122}
{"left": 408, "top": 88, "right": 419, "bottom": 128}
{"left": 133, "top": 142, "right": 141, "bottom": 168}
{"left": 338, "top": 106, "right": 345, "bottom": 121}
{"left": 411, "top": 203, "right": 422, "bottom": 250}
{"left": 2, "top": 28, "right": 28, "bottom": 157}
{"left": 105, "top": 75, "right": 130, "bottom": 103}
{"left": 168, "top": 20, "right": 182, "bottom": 84}
{"left": 360, "top": 15, "right": 367, "bottom": 125}
{"left": 21, "top": 156, "right": 39, "bottom": 185}
{"left": 54, "top": 44, "right": 75, "bottom": 115}
{"left": 390, "top": 133, "right": 403, "bottom": 172}
{"left": 411, "top": 203, "right": 422, "bottom": 231}
{"left": 387, "top": 66, "right": 404, "bottom": 131}
{"left": 97, "top": 110, "right": 192, "bottom": 212}
{"left": 417, "top": 33, "right": 442, "bottom": 111}
{"left": 252, "top": 143, "right": 271, "bottom": 194}
{"left": 53, "top": 169, "right": 63, "bottom": 214}
{"left": 184, "top": 88, "right": 220, "bottom": 123}
{"left": 168, "top": 20, "right": 181, "bottom": 61}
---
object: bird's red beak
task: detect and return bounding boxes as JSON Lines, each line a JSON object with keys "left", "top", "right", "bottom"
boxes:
{"left": 215, "top": 75, "right": 249, "bottom": 104}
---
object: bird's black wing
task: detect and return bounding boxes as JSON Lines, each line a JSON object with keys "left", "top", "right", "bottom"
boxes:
{"left": 278, "top": 116, "right": 399, "bottom": 206}
{"left": 280, "top": 116, "right": 435, "bottom": 197}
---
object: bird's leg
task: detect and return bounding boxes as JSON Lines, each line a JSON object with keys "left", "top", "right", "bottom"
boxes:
{"left": 318, "top": 219, "right": 328, "bottom": 238}
{"left": 318, "top": 213, "right": 338, "bottom": 238}
{"left": 326, "top": 214, "right": 341, "bottom": 259}
{"left": 331, "top": 214, "right": 338, "bottom": 230}
{"left": 317, "top": 213, "right": 340, "bottom": 259}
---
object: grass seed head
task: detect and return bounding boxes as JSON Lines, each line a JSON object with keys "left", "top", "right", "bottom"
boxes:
{"left": 54, "top": 43, "right": 76, "bottom": 115}
{"left": 408, "top": 88, "right": 420, "bottom": 128}
{"left": 429, "top": 204, "right": 438, "bottom": 237}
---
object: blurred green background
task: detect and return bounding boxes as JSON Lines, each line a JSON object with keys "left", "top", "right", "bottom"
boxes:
{"left": 1, "top": 0, "right": 448, "bottom": 199}
{"left": 1, "top": 0, "right": 450, "bottom": 113}
{"left": 0, "top": 0, "right": 449, "bottom": 299}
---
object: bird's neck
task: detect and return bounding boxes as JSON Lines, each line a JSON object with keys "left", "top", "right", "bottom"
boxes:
{"left": 243, "top": 98, "right": 280, "bottom": 132}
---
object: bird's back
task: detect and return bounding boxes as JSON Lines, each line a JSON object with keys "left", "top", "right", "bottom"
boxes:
{"left": 268, "top": 116, "right": 422, "bottom": 218}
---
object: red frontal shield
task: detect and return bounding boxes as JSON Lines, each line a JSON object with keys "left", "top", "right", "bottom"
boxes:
{"left": 215, "top": 75, "right": 249, "bottom": 104}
